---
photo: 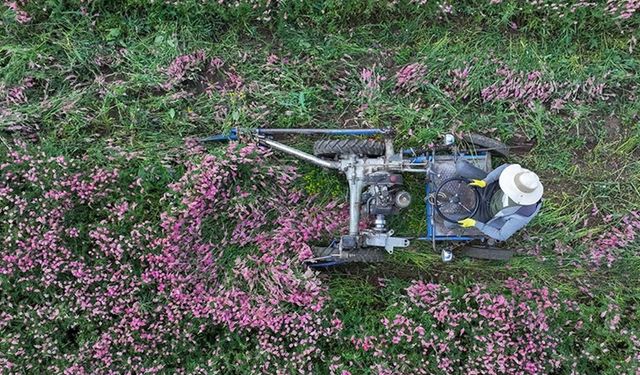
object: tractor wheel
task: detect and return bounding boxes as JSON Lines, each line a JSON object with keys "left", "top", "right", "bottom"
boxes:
{"left": 458, "top": 245, "right": 513, "bottom": 260}
{"left": 310, "top": 246, "right": 386, "bottom": 264}
{"left": 311, "top": 245, "right": 337, "bottom": 259}
{"left": 313, "top": 139, "right": 385, "bottom": 158}
{"left": 343, "top": 248, "right": 386, "bottom": 263}
{"left": 460, "top": 133, "right": 510, "bottom": 158}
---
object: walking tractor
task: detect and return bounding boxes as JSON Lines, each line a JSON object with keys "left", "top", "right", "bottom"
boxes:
{"left": 203, "top": 128, "right": 518, "bottom": 265}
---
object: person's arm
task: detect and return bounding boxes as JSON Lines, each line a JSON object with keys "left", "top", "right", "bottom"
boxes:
{"left": 482, "top": 163, "right": 509, "bottom": 185}
{"left": 475, "top": 215, "right": 527, "bottom": 241}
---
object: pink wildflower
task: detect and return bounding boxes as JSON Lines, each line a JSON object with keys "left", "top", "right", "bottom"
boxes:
{"left": 394, "top": 63, "right": 427, "bottom": 94}
{"left": 4, "top": 1, "right": 31, "bottom": 23}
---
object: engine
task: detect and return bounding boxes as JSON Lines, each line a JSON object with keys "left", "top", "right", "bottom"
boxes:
{"left": 361, "top": 172, "right": 412, "bottom": 228}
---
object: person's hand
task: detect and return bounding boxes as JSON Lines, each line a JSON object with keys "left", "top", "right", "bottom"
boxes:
{"left": 469, "top": 179, "right": 487, "bottom": 188}
{"left": 458, "top": 218, "right": 477, "bottom": 228}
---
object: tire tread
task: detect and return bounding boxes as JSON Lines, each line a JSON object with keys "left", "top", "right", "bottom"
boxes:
{"left": 313, "top": 139, "right": 385, "bottom": 157}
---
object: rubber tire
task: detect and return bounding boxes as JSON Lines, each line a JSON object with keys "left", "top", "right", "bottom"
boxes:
{"left": 343, "top": 249, "right": 385, "bottom": 263}
{"left": 459, "top": 245, "right": 513, "bottom": 260}
{"left": 313, "top": 139, "right": 385, "bottom": 158}
{"left": 311, "top": 246, "right": 385, "bottom": 263}
{"left": 460, "top": 133, "right": 510, "bottom": 157}
{"left": 312, "top": 245, "right": 337, "bottom": 258}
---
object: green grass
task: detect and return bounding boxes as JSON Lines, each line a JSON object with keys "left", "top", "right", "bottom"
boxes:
{"left": 2, "top": 1, "right": 640, "bottom": 372}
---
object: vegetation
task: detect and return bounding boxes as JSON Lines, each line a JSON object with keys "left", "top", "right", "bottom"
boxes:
{"left": 1, "top": 0, "right": 639, "bottom": 373}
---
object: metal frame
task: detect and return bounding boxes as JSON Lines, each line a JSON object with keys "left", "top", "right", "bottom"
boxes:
{"left": 201, "top": 127, "right": 490, "bottom": 262}
{"left": 419, "top": 153, "right": 489, "bottom": 242}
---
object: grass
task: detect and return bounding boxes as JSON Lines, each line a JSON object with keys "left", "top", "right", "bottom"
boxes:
{"left": 1, "top": 0, "right": 640, "bottom": 373}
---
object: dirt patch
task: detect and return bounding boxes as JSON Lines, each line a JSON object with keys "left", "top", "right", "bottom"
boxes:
{"left": 604, "top": 115, "right": 622, "bottom": 139}
{"left": 507, "top": 132, "right": 536, "bottom": 155}
{"left": 540, "top": 171, "right": 582, "bottom": 198}
{"left": 182, "top": 78, "right": 210, "bottom": 96}
{"left": 563, "top": 114, "right": 625, "bottom": 148}
{"left": 588, "top": 114, "right": 627, "bottom": 143}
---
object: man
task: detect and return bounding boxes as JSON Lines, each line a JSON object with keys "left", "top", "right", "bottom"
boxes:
{"left": 456, "top": 163, "right": 543, "bottom": 241}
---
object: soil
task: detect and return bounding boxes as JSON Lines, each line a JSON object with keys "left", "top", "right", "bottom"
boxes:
{"left": 507, "top": 132, "right": 536, "bottom": 155}
{"left": 604, "top": 115, "right": 622, "bottom": 139}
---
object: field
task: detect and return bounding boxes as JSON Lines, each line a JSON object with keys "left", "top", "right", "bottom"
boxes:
{"left": 1, "top": 1, "right": 640, "bottom": 373}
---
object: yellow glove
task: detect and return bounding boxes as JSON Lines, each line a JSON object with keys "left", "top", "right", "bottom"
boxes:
{"left": 458, "top": 218, "right": 477, "bottom": 228}
{"left": 469, "top": 179, "right": 487, "bottom": 188}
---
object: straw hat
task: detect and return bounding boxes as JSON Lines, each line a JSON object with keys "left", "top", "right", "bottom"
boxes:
{"left": 498, "top": 164, "right": 543, "bottom": 205}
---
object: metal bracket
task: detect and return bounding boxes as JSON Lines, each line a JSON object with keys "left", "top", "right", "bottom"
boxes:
{"left": 441, "top": 248, "right": 454, "bottom": 262}
{"left": 363, "top": 230, "right": 410, "bottom": 254}
{"left": 199, "top": 128, "right": 239, "bottom": 142}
